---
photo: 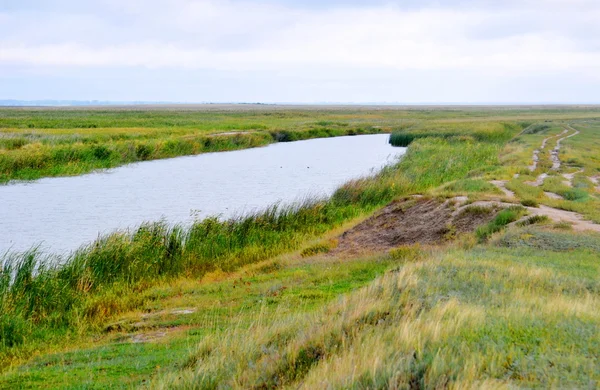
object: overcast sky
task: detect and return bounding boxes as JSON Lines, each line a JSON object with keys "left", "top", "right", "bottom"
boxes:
{"left": 1, "top": 0, "right": 599, "bottom": 103}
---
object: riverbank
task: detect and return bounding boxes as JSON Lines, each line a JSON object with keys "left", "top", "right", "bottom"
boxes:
{"left": 2, "top": 112, "right": 600, "bottom": 388}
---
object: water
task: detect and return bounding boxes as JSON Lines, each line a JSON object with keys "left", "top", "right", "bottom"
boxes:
{"left": 0, "top": 134, "right": 405, "bottom": 255}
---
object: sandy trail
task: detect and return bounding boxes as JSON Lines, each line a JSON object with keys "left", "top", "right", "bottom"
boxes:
{"left": 562, "top": 169, "right": 584, "bottom": 187}
{"left": 462, "top": 200, "right": 599, "bottom": 232}
{"left": 490, "top": 180, "right": 516, "bottom": 199}
{"left": 529, "top": 130, "right": 568, "bottom": 172}
{"left": 524, "top": 128, "right": 579, "bottom": 187}
{"left": 544, "top": 191, "right": 564, "bottom": 200}
{"left": 525, "top": 205, "right": 600, "bottom": 232}
{"left": 525, "top": 173, "right": 548, "bottom": 187}
{"left": 551, "top": 129, "right": 579, "bottom": 171}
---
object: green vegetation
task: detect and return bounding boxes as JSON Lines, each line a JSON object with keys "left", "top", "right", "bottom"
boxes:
{"left": 2, "top": 106, "right": 600, "bottom": 183}
{"left": 300, "top": 239, "right": 338, "bottom": 257}
{"left": 520, "top": 198, "right": 539, "bottom": 207}
{"left": 475, "top": 206, "right": 527, "bottom": 241}
{"left": 1, "top": 108, "right": 600, "bottom": 388}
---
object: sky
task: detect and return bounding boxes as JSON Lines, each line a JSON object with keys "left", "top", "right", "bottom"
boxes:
{"left": 1, "top": 0, "right": 599, "bottom": 103}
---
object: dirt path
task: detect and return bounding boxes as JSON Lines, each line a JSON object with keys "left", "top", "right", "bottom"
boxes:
{"left": 562, "top": 169, "right": 584, "bottom": 187}
{"left": 525, "top": 205, "right": 600, "bottom": 233}
{"left": 544, "top": 191, "right": 564, "bottom": 200}
{"left": 525, "top": 173, "right": 548, "bottom": 187}
{"left": 524, "top": 127, "right": 579, "bottom": 187}
{"left": 490, "top": 180, "right": 516, "bottom": 199}
{"left": 529, "top": 130, "right": 568, "bottom": 172}
{"left": 551, "top": 129, "right": 579, "bottom": 171}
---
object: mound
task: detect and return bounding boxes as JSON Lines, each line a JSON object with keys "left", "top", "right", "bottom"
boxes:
{"left": 332, "top": 197, "right": 498, "bottom": 256}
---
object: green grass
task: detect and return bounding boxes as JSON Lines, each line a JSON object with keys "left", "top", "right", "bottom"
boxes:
{"left": 475, "top": 206, "right": 527, "bottom": 241}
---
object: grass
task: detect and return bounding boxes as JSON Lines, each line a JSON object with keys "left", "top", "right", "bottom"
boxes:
{"left": 151, "top": 245, "right": 600, "bottom": 389}
{"left": 0, "top": 254, "right": 398, "bottom": 388}
{"left": 2, "top": 109, "right": 600, "bottom": 388}
{"left": 2, "top": 106, "right": 600, "bottom": 183}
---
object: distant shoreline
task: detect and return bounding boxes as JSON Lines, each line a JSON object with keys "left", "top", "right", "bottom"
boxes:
{"left": 2, "top": 102, "right": 600, "bottom": 111}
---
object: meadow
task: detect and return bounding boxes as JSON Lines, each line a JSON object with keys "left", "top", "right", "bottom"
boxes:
{"left": 1, "top": 106, "right": 599, "bottom": 388}
{"left": 1, "top": 105, "right": 599, "bottom": 182}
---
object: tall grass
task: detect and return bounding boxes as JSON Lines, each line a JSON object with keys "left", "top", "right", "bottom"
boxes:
{"left": 152, "top": 246, "right": 600, "bottom": 389}
{"left": 0, "top": 132, "right": 274, "bottom": 182}
{"left": 389, "top": 121, "right": 519, "bottom": 146}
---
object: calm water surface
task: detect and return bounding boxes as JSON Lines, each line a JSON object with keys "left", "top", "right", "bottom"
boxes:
{"left": 1, "top": 134, "right": 405, "bottom": 255}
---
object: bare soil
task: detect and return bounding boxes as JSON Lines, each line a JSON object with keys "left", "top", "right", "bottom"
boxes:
{"left": 331, "top": 197, "right": 499, "bottom": 256}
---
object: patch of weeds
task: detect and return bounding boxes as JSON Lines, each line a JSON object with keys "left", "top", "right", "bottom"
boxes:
{"left": 553, "top": 221, "right": 573, "bottom": 230}
{"left": 300, "top": 239, "right": 338, "bottom": 258}
{"left": 516, "top": 215, "right": 549, "bottom": 227}
{"left": 389, "top": 244, "right": 424, "bottom": 261}
{"left": 476, "top": 206, "right": 527, "bottom": 242}
{"left": 565, "top": 158, "right": 584, "bottom": 167}
{"left": 520, "top": 199, "right": 539, "bottom": 207}
{"left": 459, "top": 205, "right": 494, "bottom": 217}
{"left": 441, "top": 179, "right": 500, "bottom": 194}
{"left": 253, "top": 260, "right": 282, "bottom": 274}
{"left": 0, "top": 315, "right": 27, "bottom": 348}
{"left": 562, "top": 188, "right": 589, "bottom": 202}
{"left": 265, "top": 284, "right": 287, "bottom": 297}
{"left": 456, "top": 234, "right": 478, "bottom": 250}
{"left": 442, "top": 223, "right": 458, "bottom": 241}
{"left": 521, "top": 123, "right": 550, "bottom": 135}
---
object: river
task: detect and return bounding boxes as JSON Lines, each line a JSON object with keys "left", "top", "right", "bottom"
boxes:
{"left": 0, "top": 134, "right": 405, "bottom": 255}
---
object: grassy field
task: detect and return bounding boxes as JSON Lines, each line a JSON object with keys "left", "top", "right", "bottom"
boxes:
{"left": 1, "top": 106, "right": 600, "bottom": 388}
{"left": 1, "top": 105, "right": 600, "bottom": 182}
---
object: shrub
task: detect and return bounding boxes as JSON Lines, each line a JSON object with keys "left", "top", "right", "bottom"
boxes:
{"left": 476, "top": 206, "right": 526, "bottom": 241}
{"left": 460, "top": 205, "right": 494, "bottom": 217}
{"left": 520, "top": 199, "right": 539, "bottom": 207}
{"left": 389, "top": 244, "right": 424, "bottom": 261}
{"left": 562, "top": 189, "right": 588, "bottom": 202}
{"left": 521, "top": 123, "right": 550, "bottom": 135}
{"left": 389, "top": 133, "right": 416, "bottom": 147}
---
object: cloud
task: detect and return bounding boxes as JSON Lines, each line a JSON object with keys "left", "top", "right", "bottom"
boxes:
{"left": 1, "top": 0, "right": 599, "bottom": 101}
